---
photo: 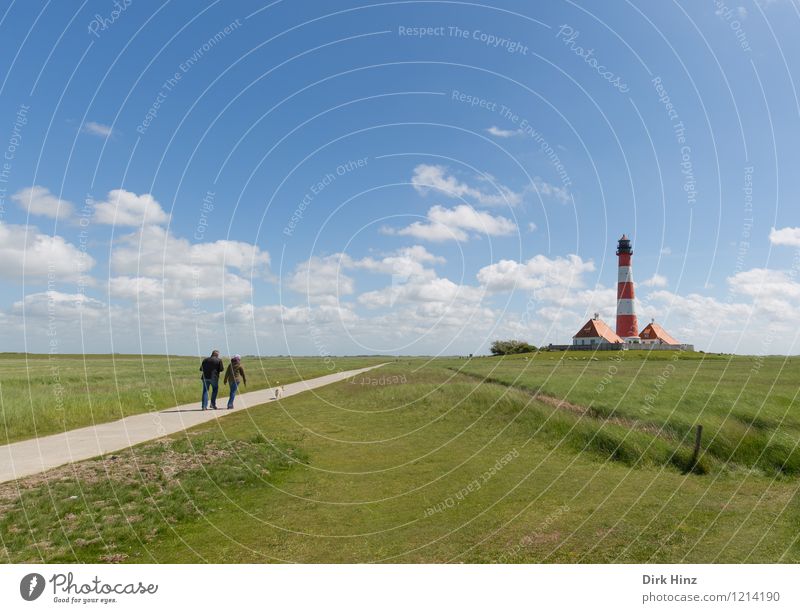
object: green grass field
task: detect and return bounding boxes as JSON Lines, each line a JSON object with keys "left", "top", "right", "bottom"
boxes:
{"left": 1, "top": 351, "right": 799, "bottom": 563}
{"left": 446, "top": 351, "right": 800, "bottom": 476}
{"left": 0, "top": 353, "right": 385, "bottom": 444}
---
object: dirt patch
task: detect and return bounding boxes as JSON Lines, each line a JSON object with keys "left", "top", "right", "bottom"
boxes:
{"left": 531, "top": 392, "right": 590, "bottom": 416}
{"left": 520, "top": 531, "right": 562, "bottom": 546}
{"left": 533, "top": 392, "right": 667, "bottom": 437}
{"left": 0, "top": 435, "right": 293, "bottom": 562}
{"left": 533, "top": 531, "right": 562, "bottom": 545}
{"left": 0, "top": 437, "right": 263, "bottom": 505}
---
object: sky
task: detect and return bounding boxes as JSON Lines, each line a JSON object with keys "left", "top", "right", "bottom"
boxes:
{"left": 0, "top": 0, "right": 799, "bottom": 356}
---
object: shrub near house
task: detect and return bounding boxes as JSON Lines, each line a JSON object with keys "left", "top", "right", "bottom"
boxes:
{"left": 490, "top": 340, "right": 537, "bottom": 356}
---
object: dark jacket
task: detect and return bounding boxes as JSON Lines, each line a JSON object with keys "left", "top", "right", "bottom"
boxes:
{"left": 200, "top": 356, "right": 224, "bottom": 381}
{"left": 224, "top": 361, "right": 246, "bottom": 386}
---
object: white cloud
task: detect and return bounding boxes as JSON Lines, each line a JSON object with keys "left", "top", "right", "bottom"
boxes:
{"left": 643, "top": 273, "right": 668, "bottom": 288}
{"left": 638, "top": 265, "right": 800, "bottom": 353}
{"left": 0, "top": 222, "right": 94, "bottom": 282}
{"left": 639, "top": 287, "right": 794, "bottom": 351}
{"left": 660, "top": 246, "right": 672, "bottom": 256}
{"left": 354, "top": 272, "right": 494, "bottom": 352}
{"left": 0, "top": 220, "right": 273, "bottom": 353}
{"left": 111, "top": 225, "right": 270, "bottom": 279}
{"left": 286, "top": 246, "right": 493, "bottom": 349}
{"left": 477, "top": 254, "right": 594, "bottom": 293}
{"left": 224, "top": 303, "right": 311, "bottom": 327}
{"left": 109, "top": 225, "right": 270, "bottom": 302}
{"left": 287, "top": 254, "right": 355, "bottom": 304}
{"left": 527, "top": 222, "right": 537, "bottom": 232}
{"left": 218, "top": 301, "right": 364, "bottom": 356}
{"left": 309, "top": 303, "right": 360, "bottom": 325}
{"left": 384, "top": 204, "right": 517, "bottom": 242}
{"left": 486, "top": 126, "right": 520, "bottom": 138}
{"left": 359, "top": 276, "right": 482, "bottom": 309}
{"left": 93, "top": 189, "right": 170, "bottom": 226}
{"left": 411, "top": 164, "right": 522, "bottom": 207}
{"left": 472, "top": 254, "right": 613, "bottom": 347}
{"left": 644, "top": 289, "right": 750, "bottom": 328}
{"left": 11, "top": 186, "right": 74, "bottom": 220}
{"left": 727, "top": 267, "right": 800, "bottom": 300}
{"left": 472, "top": 254, "right": 610, "bottom": 348}
{"left": 288, "top": 246, "right": 445, "bottom": 304}
{"left": 530, "top": 177, "right": 570, "bottom": 205}
{"left": 83, "top": 121, "right": 113, "bottom": 137}
{"left": 109, "top": 276, "right": 168, "bottom": 301}
{"left": 538, "top": 285, "right": 618, "bottom": 313}
{"left": 0, "top": 290, "right": 205, "bottom": 354}
{"left": 353, "top": 245, "right": 444, "bottom": 279}
{"left": 385, "top": 220, "right": 466, "bottom": 242}
{"left": 769, "top": 226, "right": 800, "bottom": 247}
{"left": 342, "top": 301, "right": 498, "bottom": 353}
{"left": 11, "top": 291, "right": 105, "bottom": 320}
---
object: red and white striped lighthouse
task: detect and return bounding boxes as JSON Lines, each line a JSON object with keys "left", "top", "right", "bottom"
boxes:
{"left": 616, "top": 234, "right": 639, "bottom": 339}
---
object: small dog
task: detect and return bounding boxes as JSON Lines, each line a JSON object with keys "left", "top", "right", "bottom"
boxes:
{"left": 274, "top": 385, "right": 284, "bottom": 400}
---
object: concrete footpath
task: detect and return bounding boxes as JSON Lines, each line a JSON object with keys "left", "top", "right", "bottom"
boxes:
{"left": 0, "top": 364, "right": 385, "bottom": 483}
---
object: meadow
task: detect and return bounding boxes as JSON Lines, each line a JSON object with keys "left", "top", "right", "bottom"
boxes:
{"left": 0, "top": 353, "right": 385, "bottom": 444}
{"left": 1, "top": 350, "right": 798, "bottom": 564}
{"left": 446, "top": 351, "right": 800, "bottom": 476}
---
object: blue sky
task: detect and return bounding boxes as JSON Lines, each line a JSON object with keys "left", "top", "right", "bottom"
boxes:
{"left": 0, "top": 0, "right": 799, "bottom": 355}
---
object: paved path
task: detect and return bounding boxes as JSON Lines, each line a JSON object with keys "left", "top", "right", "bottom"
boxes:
{"left": 0, "top": 364, "right": 385, "bottom": 483}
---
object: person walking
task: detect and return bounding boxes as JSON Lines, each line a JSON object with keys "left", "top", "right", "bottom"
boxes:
{"left": 224, "top": 354, "right": 247, "bottom": 409}
{"left": 199, "top": 349, "right": 224, "bottom": 410}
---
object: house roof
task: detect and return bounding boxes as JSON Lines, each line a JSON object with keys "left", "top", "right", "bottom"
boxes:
{"left": 639, "top": 322, "right": 679, "bottom": 344}
{"left": 573, "top": 318, "right": 624, "bottom": 343}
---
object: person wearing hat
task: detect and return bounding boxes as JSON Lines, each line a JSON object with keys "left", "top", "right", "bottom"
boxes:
{"left": 199, "top": 349, "right": 223, "bottom": 410}
{"left": 223, "top": 354, "right": 247, "bottom": 409}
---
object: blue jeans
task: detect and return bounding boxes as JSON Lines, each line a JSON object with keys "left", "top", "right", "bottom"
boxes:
{"left": 202, "top": 378, "right": 219, "bottom": 409}
{"left": 227, "top": 381, "right": 239, "bottom": 409}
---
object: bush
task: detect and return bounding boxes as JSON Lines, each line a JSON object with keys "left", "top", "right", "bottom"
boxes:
{"left": 490, "top": 340, "right": 537, "bottom": 356}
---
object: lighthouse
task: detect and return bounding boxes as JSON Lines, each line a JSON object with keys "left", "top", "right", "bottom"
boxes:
{"left": 616, "top": 234, "right": 639, "bottom": 339}
{"left": 565, "top": 234, "right": 692, "bottom": 351}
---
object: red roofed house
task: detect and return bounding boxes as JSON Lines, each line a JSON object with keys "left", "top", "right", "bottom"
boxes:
{"left": 639, "top": 320, "right": 680, "bottom": 345}
{"left": 572, "top": 314, "right": 624, "bottom": 347}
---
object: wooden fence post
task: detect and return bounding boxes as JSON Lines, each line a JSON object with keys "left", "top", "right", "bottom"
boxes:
{"left": 684, "top": 424, "right": 703, "bottom": 474}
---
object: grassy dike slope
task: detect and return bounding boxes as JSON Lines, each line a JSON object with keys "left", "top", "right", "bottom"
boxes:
{"left": 2, "top": 358, "right": 797, "bottom": 563}
{"left": 449, "top": 351, "right": 800, "bottom": 475}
